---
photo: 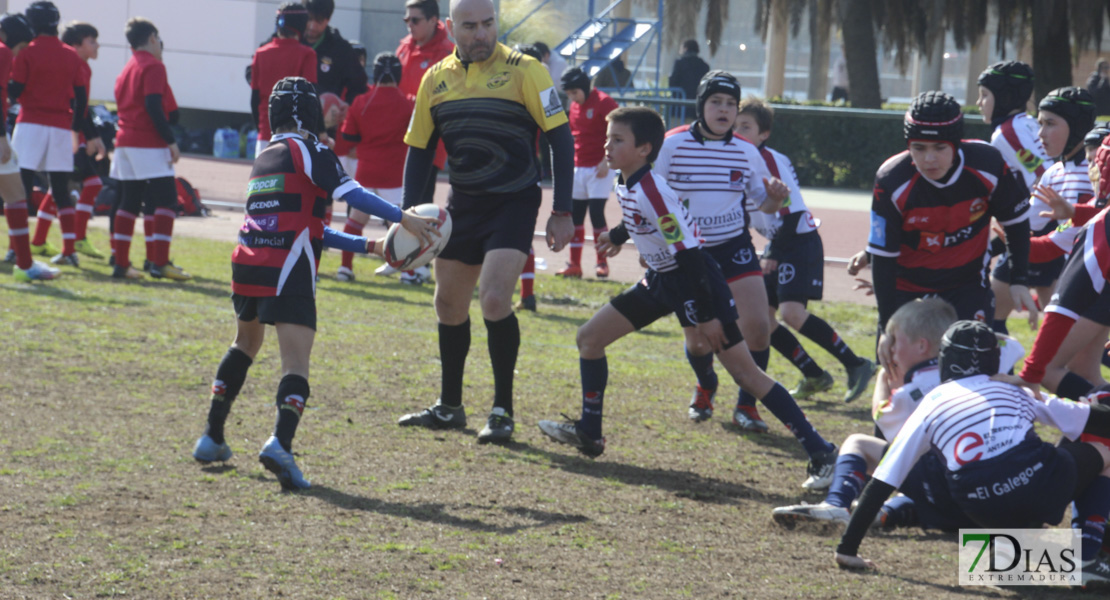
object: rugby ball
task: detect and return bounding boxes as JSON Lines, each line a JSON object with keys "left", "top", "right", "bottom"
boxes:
{"left": 383, "top": 204, "right": 451, "bottom": 270}
{"left": 319, "top": 92, "right": 348, "bottom": 128}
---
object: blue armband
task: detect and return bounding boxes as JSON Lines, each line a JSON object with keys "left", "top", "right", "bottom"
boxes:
{"left": 341, "top": 186, "right": 404, "bottom": 224}
{"left": 322, "top": 226, "right": 368, "bottom": 254}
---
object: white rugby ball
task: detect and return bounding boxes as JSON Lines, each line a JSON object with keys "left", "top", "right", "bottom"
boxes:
{"left": 383, "top": 204, "right": 452, "bottom": 270}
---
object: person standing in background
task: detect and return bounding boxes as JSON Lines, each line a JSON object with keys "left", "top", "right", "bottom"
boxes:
{"left": 302, "top": 0, "right": 367, "bottom": 104}
{"left": 1086, "top": 59, "right": 1110, "bottom": 117}
{"left": 668, "top": 39, "right": 709, "bottom": 101}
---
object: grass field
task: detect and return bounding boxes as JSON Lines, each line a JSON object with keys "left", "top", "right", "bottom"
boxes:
{"left": 0, "top": 224, "right": 1077, "bottom": 599}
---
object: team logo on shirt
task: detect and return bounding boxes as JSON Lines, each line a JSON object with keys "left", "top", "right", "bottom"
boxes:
{"left": 921, "top": 231, "right": 943, "bottom": 252}
{"left": 969, "top": 197, "right": 987, "bottom": 222}
{"left": 432, "top": 80, "right": 449, "bottom": 95}
{"left": 1017, "top": 148, "right": 1044, "bottom": 172}
{"left": 487, "top": 71, "right": 511, "bottom": 89}
{"left": 420, "top": 60, "right": 429, "bottom": 69}
{"left": 586, "top": 108, "right": 594, "bottom": 119}
{"left": 320, "top": 56, "right": 332, "bottom": 73}
{"left": 657, "top": 213, "right": 684, "bottom": 244}
{"left": 729, "top": 170, "right": 744, "bottom": 189}
{"left": 953, "top": 431, "right": 984, "bottom": 465}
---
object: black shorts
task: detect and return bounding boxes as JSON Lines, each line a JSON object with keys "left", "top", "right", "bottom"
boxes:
{"left": 609, "top": 252, "right": 743, "bottom": 347}
{"left": 992, "top": 252, "right": 1066, "bottom": 288}
{"left": 945, "top": 438, "right": 1097, "bottom": 528}
{"left": 894, "top": 282, "right": 995, "bottom": 324}
{"left": 438, "top": 185, "right": 542, "bottom": 266}
{"left": 764, "top": 232, "right": 825, "bottom": 306}
{"left": 703, "top": 232, "right": 762, "bottom": 283}
{"left": 232, "top": 293, "right": 317, "bottom": 330}
{"left": 898, "top": 452, "right": 977, "bottom": 531}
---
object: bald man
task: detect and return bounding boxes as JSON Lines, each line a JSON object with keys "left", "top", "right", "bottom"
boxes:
{"left": 398, "top": 0, "right": 575, "bottom": 443}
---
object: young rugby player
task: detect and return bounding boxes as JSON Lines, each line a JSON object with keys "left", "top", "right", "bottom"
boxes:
{"left": 334, "top": 52, "right": 413, "bottom": 282}
{"left": 191, "top": 77, "right": 441, "bottom": 490}
{"left": 994, "top": 86, "right": 1094, "bottom": 334}
{"left": 10, "top": 1, "right": 88, "bottom": 268}
{"left": 835, "top": 320, "right": 1110, "bottom": 585}
{"left": 250, "top": 2, "right": 317, "bottom": 157}
{"left": 737, "top": 97, "right": 876, "bottom": 403}
{"left": 869, "top": 91, "right": 1035, "bottom": 371}
{"left": 0, "top": 12, "right": 58, "bottom": 282}
{"left": 537, "top": 107, "right": 838, "bottom": 488}
{"left": 555, "top": 66, "right": 618, "bottom": 280}
{"left": 110, "top": 18, "right": 188, "bottom": 280}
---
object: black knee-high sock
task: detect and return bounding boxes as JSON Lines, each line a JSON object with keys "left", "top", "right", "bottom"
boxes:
{"left": 798, "top": 314, "right": 864, "bottom": 368}
{"left": 588, "top": 198, "right": 607, "bottom": 229}
{"left": 991, "top": 319, "right": 1009, "bottom": 335}
{"left": 205, "top": 347, "right": 253, "bottom": 444}
{"left": 486, "top": 314, "right": 520, "bottom": 416}
{"left": 1057, "top": 372, "right": 1095, "bottom": 401}
{"left": 273, "top": 374, "right": 310, "bottom": 453}
{"left": 439, "top": 319, "right": 470, "bottom": 407}
{"left": 770, "top": 325, "right": 825, "bottom": 378}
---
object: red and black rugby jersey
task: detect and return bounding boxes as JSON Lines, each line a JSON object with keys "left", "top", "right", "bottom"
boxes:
{"left": 231, "top": 132, "right": 358, "bottom": 297}
{"left": 867, "top": 140, "right": 1030, "bottom": 293}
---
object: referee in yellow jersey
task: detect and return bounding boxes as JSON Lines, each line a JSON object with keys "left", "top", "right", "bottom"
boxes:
{"left": 398, "top": 0, "right": 575, "bottom": 443}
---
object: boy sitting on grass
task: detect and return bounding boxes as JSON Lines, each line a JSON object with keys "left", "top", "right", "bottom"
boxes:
{"left": 537, "top": 106, "right": 838, "bottom": 488}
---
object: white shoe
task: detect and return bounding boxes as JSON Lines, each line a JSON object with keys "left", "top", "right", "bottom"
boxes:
{"left": 400, "top": 265, "right": 431, "bottom": 285}
{"left": 337, "top": 266, "right": 354, "bottom": 281}
{"left": 771, "top": 501, "right": 850, "bottom": 527}
{"left": 374, "top": 263, "right": 398, "bottom": 276}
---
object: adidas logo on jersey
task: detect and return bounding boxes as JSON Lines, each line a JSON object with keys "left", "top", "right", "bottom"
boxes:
{"left": 432, "top": 80, "right": 448, "bottom": 95}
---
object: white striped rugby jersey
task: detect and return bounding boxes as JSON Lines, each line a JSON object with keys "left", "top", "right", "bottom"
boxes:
{"left": 616, "top": 166, "right": 701, "bottom": 273}
{"left": 990, "top": 112, "right": 1052, "bottom": 191}
{"left": 872, "top": 374, "right": 1090, "bottom": 489}
{"left": 653, "top": 125, "right": 770, "bottom": 246}
{"left": 1029, "top": 159, "right": 1093, "bottom": 233}
{"left": 748, "top": 145, "right": 819, "bottom": 240}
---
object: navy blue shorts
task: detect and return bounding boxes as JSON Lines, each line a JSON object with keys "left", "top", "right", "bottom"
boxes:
{"left": 992, "top": 252, "right": 1066, "bottom": 288}
{"left": 764, "top": 232, "right": 825, "bottom": 306}
{"left": 439, "top": 186, "right": 541, "bottom": 266}
{"left": 898, "top": 452, "right": 976, "bottom": 531}
{"left": 703, "top": 232, "right": 762, "bottom": 283}
{"left": 894, "top": 282, "right": 995, "bottom": 324}
{"left": 945, "top": 439, "right": 1089, "bottom": 528}
{"left": 610, "top": 252, "right": 743, "bottom": 347}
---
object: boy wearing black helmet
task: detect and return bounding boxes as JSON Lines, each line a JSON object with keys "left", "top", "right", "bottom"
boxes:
{"left": 555, "top": 66, "right": 619, "bottom": 280}
{"left": 993, "top": 87, "right": 1096, "bottom": 336}
{"left": 9, "top": 1, "right": 88, "bottom": 269}
{"left": 977, "top": 61, "right": 1051, "bottom": 190}
{"left": 191, "top": 76, "right": 442, "bottom": 490}
{"left": 869, "top": 91, "right": 1036, "bottom": 373}
{"left": 0, "top": 11, "right": 58, "bottom": 282}
{"left": 836, "top": 319, "right": 1110, "bottom": 586}
{"left": 250, "top": 2, "right": 317, "bottom": 156}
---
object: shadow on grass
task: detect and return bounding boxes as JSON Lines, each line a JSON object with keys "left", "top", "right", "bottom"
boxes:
{"left": 508, "top": 441, "right": 798, "bottom": 507}
{"left": 304, "top": 484, "right": 590, "bottom": 534}
{"left": 0, "top": 279, "right": 147, "bottom": 306}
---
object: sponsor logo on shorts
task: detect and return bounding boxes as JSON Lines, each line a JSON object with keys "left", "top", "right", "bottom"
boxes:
{"left": 247, "top": 174, "right": 285, "bottom": 197}
{"left": 683, "top": 300, "right": 698, "bottom": 323}
{"left": 657, "top": 213, "right": 684, "bottom": 244}
{"left": 777, "top": 263, "right": 795, "bottom": 284}
{"left": 733, "top": 248, "right": 753, "bottom": 265}
{"left": 487, "top": 71, "right": 510, "bottom": 89}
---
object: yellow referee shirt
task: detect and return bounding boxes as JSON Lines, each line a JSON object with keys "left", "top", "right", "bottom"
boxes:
{"left": 405, "top": 43, "right": 568, "bottom": 195}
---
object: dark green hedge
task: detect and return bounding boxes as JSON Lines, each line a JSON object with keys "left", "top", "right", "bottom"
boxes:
{"left": 767, "top": 106, "right": 993, "bottom": 190}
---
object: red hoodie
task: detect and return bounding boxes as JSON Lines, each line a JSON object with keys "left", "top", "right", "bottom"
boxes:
{"left": 396, "top": 22, "right": 453, "bottom": 170}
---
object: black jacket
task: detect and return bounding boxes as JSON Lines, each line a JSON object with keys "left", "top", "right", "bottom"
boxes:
{"left": 310, "top": 26, "right": 368, "bottom": 104}
{"left": 669, "top": 52, "right": 709, "bottom": 100}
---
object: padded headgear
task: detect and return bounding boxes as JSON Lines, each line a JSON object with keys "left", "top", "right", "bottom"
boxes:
{"left": 24, "top": 1, "right": 58, "bottom": 33}
{"left": 696, "top": 70, "right": 740, "bottom": 123}
{"left": 1039, "top": 87, "right": 1097, "bottom": 159}
{"left": 269, "top": 77, "right": 322, "bottom": 135}
{"left": 938, "top": 320, "right": 1000, "bottom": 383}
{"left": 977, "top": 61, "right": 1035, "bottom": 122}
{"left": 275, "top": 3, "right": 309, "bottom": 36}
{"left": 904, "top": 91, "right": 963, "bottom": 148}
{"left": 372, "top": 52, "right": 402, "bottom": 85}
{"left": 1085, "top": 125, "right": 1110, "bottom": 148}
{"left": 560, "top": 66, "right": 590, "bottom": 93}
{"left": 0, "top": 13, "right": 34, "bottom": 48}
